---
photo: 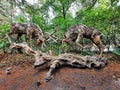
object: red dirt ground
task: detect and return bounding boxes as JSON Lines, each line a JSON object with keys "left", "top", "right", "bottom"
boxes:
{"left": 0, "top": 52, "right": 120, "bottom": 90}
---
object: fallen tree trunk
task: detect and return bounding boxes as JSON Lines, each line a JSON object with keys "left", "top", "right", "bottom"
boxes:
{"left": 10, "top": 42, "right": 107, "bottom": 82}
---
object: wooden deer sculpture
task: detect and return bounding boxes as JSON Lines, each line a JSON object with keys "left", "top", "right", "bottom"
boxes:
{"left": 63, "top": 24, "right": 105, "bottom": 58}
{"left": 6, "top": 22, "right": 46, "bottom": 48}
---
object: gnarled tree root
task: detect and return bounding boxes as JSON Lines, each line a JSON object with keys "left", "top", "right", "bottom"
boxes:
{"left": 10, "top": 42, "right": 107, "bottom": 82}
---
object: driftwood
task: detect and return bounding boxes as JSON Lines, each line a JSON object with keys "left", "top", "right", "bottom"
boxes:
{"left": 10, "top": 42, "right": 107, "bottom": 81}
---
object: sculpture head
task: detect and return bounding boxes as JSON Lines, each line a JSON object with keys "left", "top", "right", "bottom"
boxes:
{"left": 34, "top": 51, "right": 47, "bottom": 68}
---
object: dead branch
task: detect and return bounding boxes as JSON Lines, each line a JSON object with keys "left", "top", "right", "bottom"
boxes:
{"left": 6, "top": 33, "right": 12, "bottom": 44}
{"left": 45, "top": 32, "right": 58, "bottom": 43}
{"left": 10, "top": 42, "right": 107, "bottom": 82}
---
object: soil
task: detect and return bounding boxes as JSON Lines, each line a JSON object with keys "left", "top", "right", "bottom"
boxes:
{"left": 0, "top": 52, "right": 120, "bottom": 90}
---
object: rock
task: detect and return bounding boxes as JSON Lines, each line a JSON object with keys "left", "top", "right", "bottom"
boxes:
{"left": 6, "top": 67, "right": 11, "bottom": 75}
{"left": 36, "top": 80, "right": 41, "bottom": 86}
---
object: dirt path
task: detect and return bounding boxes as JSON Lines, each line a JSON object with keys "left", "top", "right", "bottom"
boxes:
{"left": 0, "top": 53, "right": 120, "bottom": 90}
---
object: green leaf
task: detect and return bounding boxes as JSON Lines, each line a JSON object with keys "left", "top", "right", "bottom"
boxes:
{"left": 112, "top": 47, "right": 120, "bottom": 56}
{"left": 0, "top": 41, "right": 5, "bottom": 49}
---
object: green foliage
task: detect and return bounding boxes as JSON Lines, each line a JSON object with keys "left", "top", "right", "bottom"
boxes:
{"left": 0, "top": 39, "right": 9, "bottom": 49}
{"left": 0, "top": 24, "right": 10, "bottom": 33}
{"left": 32, "top": 14, "right": 46, "bottom": 31}
{"left": 0, "top": 23, "right": 10, "bottom": 52}
{"left": 15, "top": 15, "right": 28, "bottom": 22}
{"left": 25, "top": 3, "right": 47, "bottom": 32}
{"left": 112, "top": 47, "right": 120, "bottom": 56}
{"left": 52, "top": 14, "right": 77, "bottom": 31}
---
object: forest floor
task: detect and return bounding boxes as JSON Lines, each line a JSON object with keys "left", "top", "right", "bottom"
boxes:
{"left": 0, "top": 52, "right": 120, "bottom": 90}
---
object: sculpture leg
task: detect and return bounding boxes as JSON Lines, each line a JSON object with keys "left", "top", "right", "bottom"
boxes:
{"left": 61, "top": 39, "right": 74, "bottom": 53}
{"left": 45, "top": 60, "right": 59, "bottom": 82}
{"left": 17, "top": 34, "right": 22, "bottom": 43}
{"left": 92, "top": 35, "right": 104, "bottom": 58}
{"left": 6, "top": 33, "right": 12, "bottom": 44}
{"left": 29, "top": 35, "right": 33, "bottom": 48}
{"left": 76, "top": 34, "right": 86, "bottom": 48}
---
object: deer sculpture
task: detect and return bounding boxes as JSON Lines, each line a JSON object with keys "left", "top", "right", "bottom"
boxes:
{"left": 63, "top": 24, "right": 105, "bottom": 58}
{"left": 6, "top": 22, "right": 46, "bottom": 48}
